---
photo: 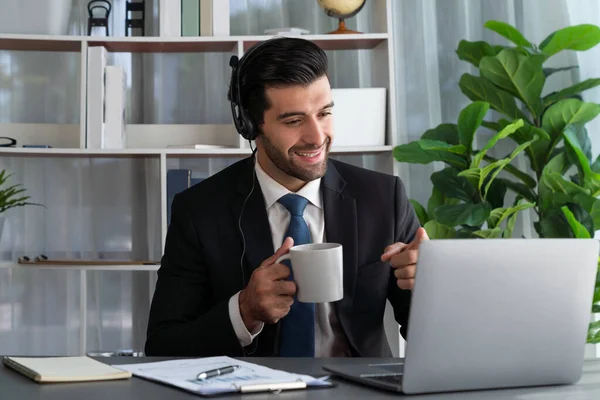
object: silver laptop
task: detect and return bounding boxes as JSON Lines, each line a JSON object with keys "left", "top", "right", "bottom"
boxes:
{"left": 323, "top": 238, "right": 599, "bottom": 394}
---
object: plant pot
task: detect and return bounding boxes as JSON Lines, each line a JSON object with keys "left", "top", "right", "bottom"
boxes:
{"left": 0, "top": 0, "right": 73, "bottom": 35}
{"left": 0, "top": 215, "right": 4, "bottom": 244}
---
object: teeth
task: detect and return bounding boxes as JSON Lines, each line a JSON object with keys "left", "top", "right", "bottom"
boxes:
{"left": 296, "top": 151, "right": 320, "bottom": 157}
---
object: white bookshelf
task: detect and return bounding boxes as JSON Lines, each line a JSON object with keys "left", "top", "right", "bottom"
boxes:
{"left": 0, "top": 145, "right": 394, "bottom": 157}
{"left": 0, "top": 262, "right": 160, "bottom": 271}
{"left": 0, "top": 33, "right": 388, "bottom": 53}
{"left": 0, "top": 0, "right": 403, "bottom": 357}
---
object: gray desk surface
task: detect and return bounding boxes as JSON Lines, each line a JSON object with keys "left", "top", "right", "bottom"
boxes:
{"left": 2, "top": 356, "right": 600, "bottom": 399}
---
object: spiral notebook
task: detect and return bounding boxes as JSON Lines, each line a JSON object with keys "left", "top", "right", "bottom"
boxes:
{"left": 2, "top": 356, "right": 132, "bottom": 383}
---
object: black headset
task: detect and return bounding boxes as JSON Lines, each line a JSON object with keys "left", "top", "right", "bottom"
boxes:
{"left": 228, "top": 40, "right": 274, "bottom": 142}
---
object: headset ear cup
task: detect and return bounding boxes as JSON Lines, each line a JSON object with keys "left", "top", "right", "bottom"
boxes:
{"left": 239, "top": 109, "right": 257, "bottom": 141}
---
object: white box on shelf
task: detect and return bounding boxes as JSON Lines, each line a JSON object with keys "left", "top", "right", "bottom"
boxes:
{"left": 200, "top": 0, "right": 229, "bottom": 36}
{"left": 86, "top": 46, "right": 108, "bottom": 149}
{"left": 331, "top": 88, "right": 387, "bottom": 147}
{"left": 103, "top": 66, "right": 127, "bottom": 149}
{"left": 126, "top": 124, "right": 239, "bottom": 149}
{"left": 160, "top": 0, "right": 182, "bottom": 36}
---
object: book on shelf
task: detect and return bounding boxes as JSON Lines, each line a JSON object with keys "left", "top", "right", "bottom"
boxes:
{"left": 176, "top": 0, "right": 230, "bottom": 37}
{"left": 104, "top": 65, "right": 127, "bottom": 149}
{"left": 86, "top": 48, "right": 128, "bottom": 150}
{"left": 86, "top": 46, "right": 108, "bottom": 149}
{"left": 159, "top": 0, "right": 181, "bottom": 36}
{"left": 181, "top": 0, "right": 200, "bottom": 36}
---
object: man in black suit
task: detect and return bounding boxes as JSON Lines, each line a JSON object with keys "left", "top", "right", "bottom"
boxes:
{"left": 145, "top": 37, "right": 427, "bottom": 358}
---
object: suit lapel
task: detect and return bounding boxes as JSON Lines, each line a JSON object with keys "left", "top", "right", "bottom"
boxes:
{"left": 231, "top": 157, "right": 279, "bottom": 356}
{"left": 322, "top": 160, "right": 358, "bottom": 349}
{"left": 231, "top": 157, "right": 274, "bottom": 283}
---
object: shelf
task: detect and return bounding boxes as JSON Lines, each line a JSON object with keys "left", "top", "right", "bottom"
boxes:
{"left": 0, "top": 262, "right": 159, "bottom": 271}
{"left": 0, "top": 34, "right": 83, "bottom": 52}
{"left": 241, "top": 33, "right": 388, "bottom": 51}
{"left": 0, "top": 146, "right": 394, "bottom": 158}
{"left": 0, "top": 33, "right": 388, "bottom": 53}
{"left": 87, "top": 36, "right": 238, "bottom": 53}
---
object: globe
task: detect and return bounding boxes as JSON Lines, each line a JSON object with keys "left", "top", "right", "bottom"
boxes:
{"left": 317, "top": 0, "right": 366, "bottom": 34}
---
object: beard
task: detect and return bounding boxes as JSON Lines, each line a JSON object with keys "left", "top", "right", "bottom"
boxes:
{"left": 260, "top": 135, "right": 330, "bottom": 182}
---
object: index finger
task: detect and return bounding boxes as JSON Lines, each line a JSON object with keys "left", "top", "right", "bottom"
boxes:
{"left": 260, "top": 237, "right": 294, "bottom": 267}
{"left": 381, "top": 242, "right": 407, "bottom": 262}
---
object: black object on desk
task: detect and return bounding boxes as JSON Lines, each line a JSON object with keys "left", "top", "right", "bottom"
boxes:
{"left": 196, "top": 365, "right": 239, "bottom": 381}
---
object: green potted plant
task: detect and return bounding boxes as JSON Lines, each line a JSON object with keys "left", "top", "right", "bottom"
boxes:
{"left": 0, "top": 169, "right": 39, "bottom": 242}
{"left": 393, "top": 20, "right": 600, "bottom": 344}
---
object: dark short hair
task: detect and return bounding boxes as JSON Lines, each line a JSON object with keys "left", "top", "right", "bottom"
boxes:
{"left": 231, "top": 37, "right": 329, "bottom": 130}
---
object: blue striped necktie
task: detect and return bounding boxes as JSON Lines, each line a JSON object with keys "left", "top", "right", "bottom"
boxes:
{"left": 277, "top": 193, "right": 315, "bottom": 357}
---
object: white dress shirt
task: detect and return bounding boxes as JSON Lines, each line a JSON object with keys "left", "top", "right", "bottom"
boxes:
{"left": 227, "top": 161, "right": 352, "bottom": 357}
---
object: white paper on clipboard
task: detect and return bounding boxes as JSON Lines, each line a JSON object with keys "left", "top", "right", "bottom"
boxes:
{"left": 114, "top": 356, "right": 333, "bottom": 396}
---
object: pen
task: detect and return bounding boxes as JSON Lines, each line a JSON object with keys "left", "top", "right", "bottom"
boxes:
{"left": 196, "top": 365, "right": 240, "bottom": 380}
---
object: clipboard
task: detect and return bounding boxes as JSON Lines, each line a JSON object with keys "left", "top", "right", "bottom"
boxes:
{"left": 113, "top": 356, "right": 335, "bottom": 397}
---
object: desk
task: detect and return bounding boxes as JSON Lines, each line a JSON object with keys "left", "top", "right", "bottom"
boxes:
{"left": 2, "top": 357, "right": 600, "bottom": 399}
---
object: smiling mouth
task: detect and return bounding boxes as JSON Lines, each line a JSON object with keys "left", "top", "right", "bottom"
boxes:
{"left": 294, "top": 149, "right": 323, "bottom": 158}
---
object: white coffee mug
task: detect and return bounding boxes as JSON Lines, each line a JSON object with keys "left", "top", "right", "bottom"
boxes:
{"left": 276, "top": 243, "right": 344, "bottom": 303}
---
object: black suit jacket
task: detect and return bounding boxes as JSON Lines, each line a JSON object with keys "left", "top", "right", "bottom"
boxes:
{"left": 145, "top": 157, "right": 419, "bottom": 357}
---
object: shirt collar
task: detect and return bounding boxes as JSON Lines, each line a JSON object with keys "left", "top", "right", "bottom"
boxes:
{"left": 254, "top": 158, "right": 323, "bottom": 210}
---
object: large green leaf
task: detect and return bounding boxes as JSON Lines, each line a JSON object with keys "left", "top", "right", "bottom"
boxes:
{"left": 427, "top": 186, "right": 444, "bottom": 218}
{"left": 484, "top": 20, "right": 533, "bottom": 49}
{"left": 481, "top": 136, "right": 537, "bottom": 198}
{"left": 431, "top": 168, "right": 478, "bottom": 202}
{"left": 488, "top": 202, "right": 536, "bottom": 228}
{"left": 593, "top": 155, "right": 600, "bottom": 173}
{"left": 455, "top": 40, "right": 504, "bottom": 68}
{"left": 479, "top": 49, "right": 546, "bottom": 118}
{"left": 564, "top": 124, "right": 592, "bottom": 163}
{"left": 423, "top": 220, "right": 457, "bottom": 239}
{"left": 459, "top": 74, "right": 528, "bottom": 120}
{"left": 421, "top": 123, "right": 459, "bottom": 145}
{"left": 561, "top": 206, "right": 592, "bottom": 238}
{"left": 473, "top": 227, "right": 503, "bottom": 238}
{"left": 472, "top": 119, "right": 524, "bottom": 167}
{"left": 410, "top": 199, "right": 429, "bottom": 226}
{"left": 503, "top": 207, "right": 521, "bottom": 238}
{"left": 564, "top": 125, "right": 592, "bottom": 180}
{"left": 486, "top": 178, "right": 508, "bottom": 209}
{"left": 494, "top": 178, "right": 536, "bottom": 202}
{"left": 543, "top": 78, "right": 600, "bottom": 107}
{"left": 457, "top": 168, "right": 481, "bottom": 189}
{"left": 482, "top": 154, "right": 537, "bottom": 188}
{"left": 564, "top": 126, "right": 600, "bottom": 195}
{"left": 536, "top": 99, "right": 600, "bottom": 167}
{"left": 543, "top": 66, "right": 578, "bottom": 78}
{"left": 419, "top": 140, "right": 467, "bottom": 155}
{"left": 540, "top": 203, "right": 594, "bottom": 238}
{"left": 434, "top": 202, "right": 493, "bottom": 227}
{"left": 393, "top": 141, "right": 469, "bottom": 169}
{"left": 540, "top": 24, "right": 600, "bottom": 58}
{"left": 544, "top": 151, "right": 570, "bottom": 176}
{"left": 457, "top": 101, "right": 489, "bottom": 154}
{"left": 480, "top": 121, "right": 503, "bottom": 131}
{"left": 494, "top": 119, "right": 550, "bottom": 173}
